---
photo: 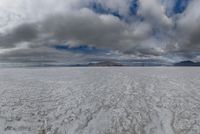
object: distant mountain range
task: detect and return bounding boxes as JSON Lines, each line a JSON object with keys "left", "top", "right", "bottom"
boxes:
{"left": 73, "top": 61, "right": 166, "bottom": 67}
{"left": 87, "top": 61, "right": 123, "bottom": 66}
{"left": 174, "top": 61, "right": 200, "bottom": 66}
{"left": 84, "top": 60, "right": 200, "bottom": 67}
{"left": 2, "top": 60, "right": 200, "bottom": 68}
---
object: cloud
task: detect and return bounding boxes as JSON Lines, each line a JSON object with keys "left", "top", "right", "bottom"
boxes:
{"left": 138, "top": 0, "right": 172, "bottom": 28}
{"left": 0, "top": 23, "right": 38, "bottom": 48}
{"left": 0, "top": 0, "right": 200, "bottom": 64}
{"left": 168, "top": 0, "right": 200, "bottom": 57}
{"left": 41, "top": 9, "right": 152, "bottom": 50}
{"left": 1, "top": 7, "right": 153, "bottom": 53}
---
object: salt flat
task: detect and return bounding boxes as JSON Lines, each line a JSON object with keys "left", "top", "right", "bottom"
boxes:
{"left": 0, "top": 67, "right": 200, "bottom": 134}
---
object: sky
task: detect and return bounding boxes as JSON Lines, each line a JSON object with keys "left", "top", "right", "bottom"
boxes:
{"left": 0, "top": 0, "right": 200, "bottom": 66}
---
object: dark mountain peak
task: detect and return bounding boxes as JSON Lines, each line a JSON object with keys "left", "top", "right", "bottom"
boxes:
{"left": 174, "top": 60, "right": 200, "bottom": 66}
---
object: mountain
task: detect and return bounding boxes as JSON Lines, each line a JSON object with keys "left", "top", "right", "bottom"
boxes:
{"left": 87, "top": 61, "right": 123, "bottom": 66}
{"left": 174, "top": 61, "right": 200, "bottom": 66}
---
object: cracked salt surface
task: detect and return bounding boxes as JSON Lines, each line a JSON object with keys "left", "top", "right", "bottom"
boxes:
{"left": 0, "top": 67, "right": 200, "bottom": 134}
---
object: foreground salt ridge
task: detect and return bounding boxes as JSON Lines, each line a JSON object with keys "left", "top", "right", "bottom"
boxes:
{"left": 0, "top": 67, "right": 200, "bottom": 134}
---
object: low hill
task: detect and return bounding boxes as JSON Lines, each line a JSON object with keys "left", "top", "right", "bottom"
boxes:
{"left": 174, "top": 61, "right": 200, "bottom": 66}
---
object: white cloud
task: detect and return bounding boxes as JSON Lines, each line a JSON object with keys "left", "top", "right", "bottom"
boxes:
{"left": 0, "top": 0, "right": 199, "bottom": 63}
{"left": 138, "top": 0, "right": 172, "bottom": 28}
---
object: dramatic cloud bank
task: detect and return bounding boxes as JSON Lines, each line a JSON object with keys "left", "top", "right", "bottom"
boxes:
{"left": 0, "top": 0, "right": 200, "bottom": 64}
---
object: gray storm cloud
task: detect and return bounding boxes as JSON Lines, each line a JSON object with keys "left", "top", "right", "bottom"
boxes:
{"left": 0, "top": 0, "right": 200, "bottom": 63}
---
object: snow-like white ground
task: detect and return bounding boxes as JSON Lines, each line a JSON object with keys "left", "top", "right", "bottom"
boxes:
{"left": 0, "top": 67, "right": 200, "bottom": 134}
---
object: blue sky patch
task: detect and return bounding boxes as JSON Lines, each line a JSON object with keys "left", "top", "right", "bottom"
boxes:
{"left": 88, "top": 1, "right": 139, "bottom": 23}
{"left": 129, "top": 0, "right": 138, "bottom": 16}
{"left": 173, "top": 0, "right": 189, "bottom": 14}
{"left": 88, "top": 2, "right": 124, "bottom": 20}
{"left": 54, "top": 45, "right": 110, "bottom": 54}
